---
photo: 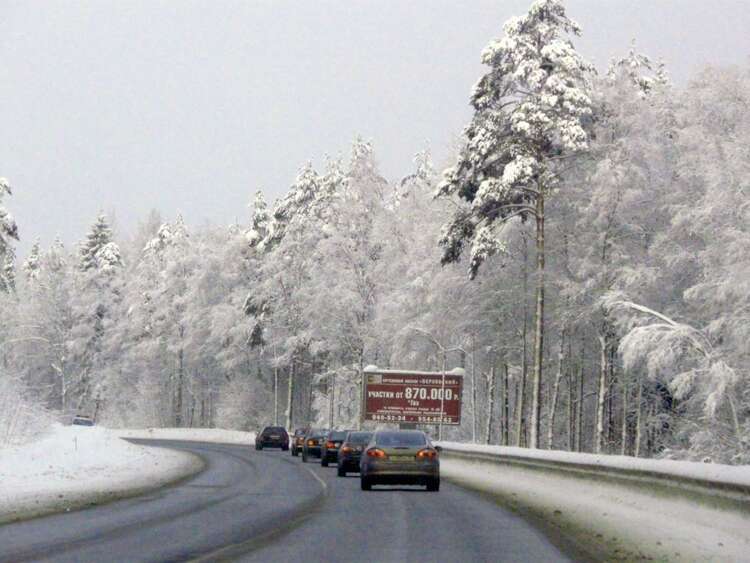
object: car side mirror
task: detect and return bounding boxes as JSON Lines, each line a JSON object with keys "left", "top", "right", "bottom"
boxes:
{"left": 434, "top": 445, "right": 443, "bottom": 453}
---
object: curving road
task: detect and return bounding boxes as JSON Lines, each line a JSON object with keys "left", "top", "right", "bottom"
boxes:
{"left": 0, "top": 440, "right": 569, "bottom": 562}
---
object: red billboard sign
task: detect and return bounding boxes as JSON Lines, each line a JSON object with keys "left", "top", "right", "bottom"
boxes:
{"left": 363, "top": 370, "right": 463, "bottom": 425}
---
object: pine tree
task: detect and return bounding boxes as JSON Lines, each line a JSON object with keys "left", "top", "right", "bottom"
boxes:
{"left": 246, "top": 191, "right": 270, "bottom": 248}
{"left": 0, "top": 178, "right": 19, "bottom": 257}
{"left": 437, "top": 0, "right": 594, "bottom": 448}
{"left": 23, "top": 239, "right": 41, "bottom": 282}
{"left": 1, "top": 251, "right": 16, "bottom": 293}
{"left": 70, "top": 213, "right": 123, "bottom": 412}
{"left": 79, "top": 213, "right": 120, "bottom": 272}
{"left": 0, "top": 178, "right": 19, "bottom": 294}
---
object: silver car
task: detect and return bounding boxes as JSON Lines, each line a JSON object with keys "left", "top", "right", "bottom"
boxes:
{"left": 360, "top": 430, "right": 440, "bottom": 491}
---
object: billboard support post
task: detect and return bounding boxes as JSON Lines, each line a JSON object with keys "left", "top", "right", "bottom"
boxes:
{"left": 439, "top": 352, "right": 446, "bottom": 441}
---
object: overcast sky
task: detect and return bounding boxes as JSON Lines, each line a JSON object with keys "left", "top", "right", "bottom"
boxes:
{"left": 2, "top": 0, "right": 749, "bottom": 257}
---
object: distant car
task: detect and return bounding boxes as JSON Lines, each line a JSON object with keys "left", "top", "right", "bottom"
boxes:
{"left": 320, "top": 430, "right": 350, "bottom": 467}
{"left": 291, "top": 428, "right": 309, "bottom": 457}
{"left": 337, "top": 431, "right": 373, "bottom": 476}
{"left": 255, "top": 426, "right": 289, "bottom": 451}
{"left": 71, "top": 415, "right": 95, "bottom": 427}
{"left": 360, "top": 430, "right": 440, "bottom": 491}
{"left": 301, "top": 428, "right": 328, "bottom": 462}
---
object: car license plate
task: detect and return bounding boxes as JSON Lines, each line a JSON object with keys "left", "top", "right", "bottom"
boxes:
{"left": 391, "top": 455, "right": 413, "bottom": 462}
{"left": 270, "top": 435, "right": 280, "bottom": 439}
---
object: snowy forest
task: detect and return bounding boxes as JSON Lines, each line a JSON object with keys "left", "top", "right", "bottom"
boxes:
{"left": 1, "top": 0, "right": 748, "bottom": 465}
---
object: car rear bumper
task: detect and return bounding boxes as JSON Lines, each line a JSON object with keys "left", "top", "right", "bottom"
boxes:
{"left": 362, "top": 461, "right": 439, "bottom": 480}
{"left": 259, "top": 440, "right": 288, "bottom": 447}
{"left": 364, "top": 474, "right": 438, "bottom": 485}
{"left": 305, "top": 447, "right": 322, "bottom": 457}
{"left": 338, "top": 456, "right": 362, "bottom": 469}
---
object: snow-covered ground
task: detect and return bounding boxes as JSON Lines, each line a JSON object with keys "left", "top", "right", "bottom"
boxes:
{"left": 439, "top": 441, "right": 750, "bottom": 488}
{"left": 114, "top": 427, "right": 256, "bottom": 444}
{"left": 439, "top": 443, "right": 750, "bottom": 561}
{"left": 0, "top": 424, "right": 203, "bottom": 524}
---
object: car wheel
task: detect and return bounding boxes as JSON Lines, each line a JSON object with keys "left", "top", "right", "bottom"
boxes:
{"left": 337, "top": 466, "right": 345, "bottom": 477}
{"left": 256, "top": 444, "right": 262, "bottom": 451}
{"left": 292, "top": 447, "right": 298, "bottom": 456}
{"left": 321, "top": 458, "right": 328, "bottom": 467}
{"left": 360, "top": 477, "right": 372, "bottom": 491}
{"left": 302, "top": 452, "right": 308, "bottom": 463}
{"left": 282, "top": 445, "right": 289, "bottom": 451}
{"left": 426, "top": 478, "right": 440, "bottom": 492}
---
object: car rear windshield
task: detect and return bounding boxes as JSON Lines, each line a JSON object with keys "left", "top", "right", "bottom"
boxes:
{"left": 72, "top": 418, "right": 94, "bottom": 426}
{"left": 328, "top": 431, "right": 348, "bottom": 441}
{"left": 346, "top": 432, "right": 373, "bottom": 445}
{"left": 263, "top": 427, "right": 286, "bottom": 434}
{"left": 375, "top": 431, "right": 427, "bottom": 447}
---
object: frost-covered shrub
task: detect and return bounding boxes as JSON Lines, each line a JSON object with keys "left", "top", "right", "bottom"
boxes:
{"left": 0, "top": 374, "right": 54, "bottom": 447}
{"left": 214, "top": 376, "right": 272, "bottom": 431}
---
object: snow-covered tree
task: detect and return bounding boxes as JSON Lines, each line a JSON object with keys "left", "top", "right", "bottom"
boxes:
{"left": 79, "top": 213, "right": 120, "bottom": 272}
{"left": 437, "top": 0, "right": 594, "bottom": 448}
{"left": 0, "top": 178, "right": 19, "bottom": 258}
{"left": 68, "top": 213, "right": 123, "bottom": 414}
{"left": 607, "top": 64, "right": 750, "bottom": 462}
{"left": 246, "top": 191, "right": 270, "bottom": 248}
{"left": 0, "top": 178, "right": 19, "bottom": 294}
{"left": 22, "top": 239, "right": 41, "bottom": 282}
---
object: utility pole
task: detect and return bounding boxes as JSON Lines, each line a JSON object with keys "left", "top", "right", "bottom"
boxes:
{"left": 328, "top": 370, "right": 335, "bottom": 429}
{"left": 272, "top": 341, "right": 279, "bottom": 426}
{"left": 471, "top": 333, "right": 477, "bottom": 443}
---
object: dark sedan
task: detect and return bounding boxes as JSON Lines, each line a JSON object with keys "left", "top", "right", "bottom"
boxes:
{"left": 255, "top": 426, "right": 289, "bottom": 451}
{"left": 301, "top": 428, "right": 328, "bottom": 462}
{"left": 360, "top": 430, "right": 440, "bottom": 491}
{"left": 337, "top": 431, "right": 373, "bottom": 476}
{"left": 320, "top": 430, "right": 350, "bottom": 467}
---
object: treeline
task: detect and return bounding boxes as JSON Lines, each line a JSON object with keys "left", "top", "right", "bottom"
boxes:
{"left": 1, "top": 0, "right": 748, "bottom": 463}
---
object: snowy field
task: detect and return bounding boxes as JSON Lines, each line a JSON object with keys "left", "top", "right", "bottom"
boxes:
{"left": 0, "top": 424, "right": 203, "bottom": 524}
{"left": 439, "top": 443, "right": 750, "bottom": 561}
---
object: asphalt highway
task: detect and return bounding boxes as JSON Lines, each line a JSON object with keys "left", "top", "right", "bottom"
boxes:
{"left": 0, "top": 440, "right": 569, "bottom": 562}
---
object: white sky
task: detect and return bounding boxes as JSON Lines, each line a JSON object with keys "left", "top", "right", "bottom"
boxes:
{"left": 2, "top": 0, "right": 749, "bottom": 256}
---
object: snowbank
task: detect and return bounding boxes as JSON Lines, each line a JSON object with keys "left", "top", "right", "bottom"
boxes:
{"left": 439, "top": 441, "right": 750, "bottom": 489}
{"left": 114, "top": 427, "right": 256, "bottom": 444}
{"left": 0, "top": 424, "right": 203, "bottom": 524}
{"left": 438, "top": 443, "right": 750, "bottom": 561}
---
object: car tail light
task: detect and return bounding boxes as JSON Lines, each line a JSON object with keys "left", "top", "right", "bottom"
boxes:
{"left": 308, "top": 439, "right": 316, "bottom": 446}
{"left": 367, "top": 448, "right": 387, "bottom": 458}
{"left": 341, "top": 446, "right": 353, "bottom": 454}
{"left": 417, "top": 448, "right": 438, "bottom": 459}
{"left": 326, "top": 441, "right": 337, "bottom": 449}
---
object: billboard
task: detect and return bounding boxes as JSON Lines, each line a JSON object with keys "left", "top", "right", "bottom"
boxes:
{"left": 363, "top": 369, "right": 463, "bottom": 425}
